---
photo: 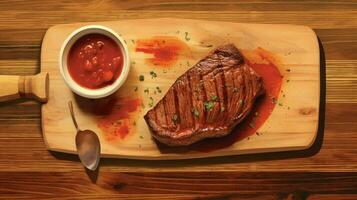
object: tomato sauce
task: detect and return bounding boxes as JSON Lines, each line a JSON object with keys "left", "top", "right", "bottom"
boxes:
{"left": 95, "top": 97, "right": 142, "bottom": 141}
{"left": 156, "top": 47, "right": 283, "bottom": 153}
{"left": 67, "top": 34, "right": 124, "bottom": 89}
{"left": 135, "top": 36, "right": 189, "bottom": 66}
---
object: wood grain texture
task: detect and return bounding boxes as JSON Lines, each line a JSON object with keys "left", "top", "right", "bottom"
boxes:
{"left": 41, "top": 19, "right": 320, "bottom": 159}
{"left": 0, "top": 0, "right": 356, "bottom": 199}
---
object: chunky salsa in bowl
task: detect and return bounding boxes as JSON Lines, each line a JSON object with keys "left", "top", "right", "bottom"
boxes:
{"left": 60, "top": 25, "right": 130, "bottom": 99}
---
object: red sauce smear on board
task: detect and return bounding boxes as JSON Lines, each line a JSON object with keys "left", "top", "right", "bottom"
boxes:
{"left": 67, "top": 33, "right": 124, "bottom": 89}
{"left": 95, "top": 97, "right": 141, "bottom": 141}
{"left": 157, "top": 47, "right": 283, "bottom": 153}
{"left": 135, "top": 36, "right": 189, "bottom": 66}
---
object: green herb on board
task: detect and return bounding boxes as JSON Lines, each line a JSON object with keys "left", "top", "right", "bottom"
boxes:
{"left": 278, "top": 103, "right": 283, "bottom": 106}
{"left": 184, "top": 32, "right": 190, "bottom": 41}
{"left": 139, "top": 135, "right": 144, "bottom": 139}
{"left": 131, "top": 39, "right": 135, "bottom": 44}
{"left": 148, "top": 97, "right": 154, "bottom": 107}
{"left": 139, "top": 75, "right": 144, "bottom": 81}
{"left": 156, "top": 86, "right": 162, "bottom": 93}
{"left": 150, "top": 71, "right": 157, "bottom": 79}
{"left": 144, "top": 88, "right": 149, "bottom": 94}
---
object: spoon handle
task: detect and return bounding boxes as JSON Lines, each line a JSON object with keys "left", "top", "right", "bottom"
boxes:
{"left": 68, "top": 101, "right": 80, "bottom": 132}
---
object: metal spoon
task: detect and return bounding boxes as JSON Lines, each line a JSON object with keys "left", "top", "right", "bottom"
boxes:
{"left": 68, "top": 101, "right": 101, "bottom": 171}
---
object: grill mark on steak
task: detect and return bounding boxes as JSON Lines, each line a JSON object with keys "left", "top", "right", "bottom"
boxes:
{"left": 203, "top": 72, "right": 217, "bottom": 123}
{"left": 164, "top": 88, "right": 177, "bottom": 131}
{"left": 144, "top": 44, "right": 264, "bottom": 146}
{"left": 220, "top": 69, "right": 228, "bottom": 124}
{"left": 214, "top": 70, "right": 225, "bottom": 124}
{"left": 176, "top": 75, "right": 194, "bottom": 130}
{"left": 155, "top": 100, "right": 167, "bottom": 129}
{"left": 188, "top": 70, "right": 201, "bottom": 129}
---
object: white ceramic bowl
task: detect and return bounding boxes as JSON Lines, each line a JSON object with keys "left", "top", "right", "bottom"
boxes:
{"left": 59, "top": 25, "right": 130, "bottom": 99}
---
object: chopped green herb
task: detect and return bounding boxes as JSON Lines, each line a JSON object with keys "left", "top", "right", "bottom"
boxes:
{"left": 239, "top": 99, "right": 243, "bottom": 105}
{"left": 278, "top": 103, "right": 283, "bottom": 106}
{"left": 163, "top": 69, "right": 167, "bottom": 73}
{"left": 132, "top": 61, "right": 136, "bottom": 65}
{"left": 184, "top": 32, "right": 190, "bottom": 41}
{"left": 141, "top": 102, "right": 145, "bottom": 109}
{"left": 172, "top": 114, "right": 178, "bottom": 123}
{"left": 192, "top": 108, "right": 200, "bottom": 117}
{"left": 286, "top": 79, "right": 290, "bottom": 82}
{"left": 131, "top": 39, "right": 135, "bottom": 44}
{"left": 148, "top": 97, "right": 154, "bottom": 107}
{"left": 139, "top": 135, "right": 144, "bottom": 139}
{"left": 211, "top": 95, "right": 218, "bottom": 101}
{"left": 186, "top": 61, "right": 190, "bottom": 67}
{"left": 156, "top": 86, "right": 162, "bottom": 93}
{"left": 233, "top": 87, "right": 239, "bottom": 93}
{"left": 220, "top": 107, "right": 225, "bottom": 112}
{"left": 134, "top": 86, "right": 138, "bottom": 92}
{"left": 139, "top": 75, "right": 144, "bottom": 81}
{"left": 144, "top": 88, "right": 149, "bottom": 94}
{"left": 199, "top": 81, "right": 204, "bottom": 87}
{"left": 249, "top": 123, "right": 254, "bottom": 128}
{"left": 283, "top": 94, "right": 286, "bottom": 97}
{"left": 150, "top": 71, "right": 157, "bottom": 78}
{"left": 204, "top": 101, "right": 214, "bottom": 111}
{"left": 124, "top": 40, "right": 127, "bottom": 44}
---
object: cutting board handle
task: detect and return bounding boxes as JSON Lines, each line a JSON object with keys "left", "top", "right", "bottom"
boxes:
{"left": 0, "top": 72, "right": 49, "bottom": 103}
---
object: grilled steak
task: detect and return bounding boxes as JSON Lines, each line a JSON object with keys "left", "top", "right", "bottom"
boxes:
{"left": 144, "top": 44, "right": 264, "bottom": 146}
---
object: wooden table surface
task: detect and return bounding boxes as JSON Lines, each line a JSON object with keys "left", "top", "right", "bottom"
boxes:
{"left": 0, "top": 0, "right": 356, "bottom": 199}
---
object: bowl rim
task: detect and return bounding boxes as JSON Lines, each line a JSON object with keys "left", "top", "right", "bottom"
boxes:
{"left": 59, "top": 24, "right": 130, "bottom": 99}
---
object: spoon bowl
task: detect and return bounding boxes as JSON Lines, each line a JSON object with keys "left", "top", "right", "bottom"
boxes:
{"left": 75, "top": 129, "right": 100, "bottom": 170}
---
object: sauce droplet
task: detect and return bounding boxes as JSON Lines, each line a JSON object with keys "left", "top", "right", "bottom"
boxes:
{"left": 135, "top": 36, "right": 190, "bottom": 67}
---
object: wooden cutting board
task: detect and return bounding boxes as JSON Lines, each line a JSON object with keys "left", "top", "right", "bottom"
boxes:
{"left": 40, "top": 18, "right": 320, "bottom": 160}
